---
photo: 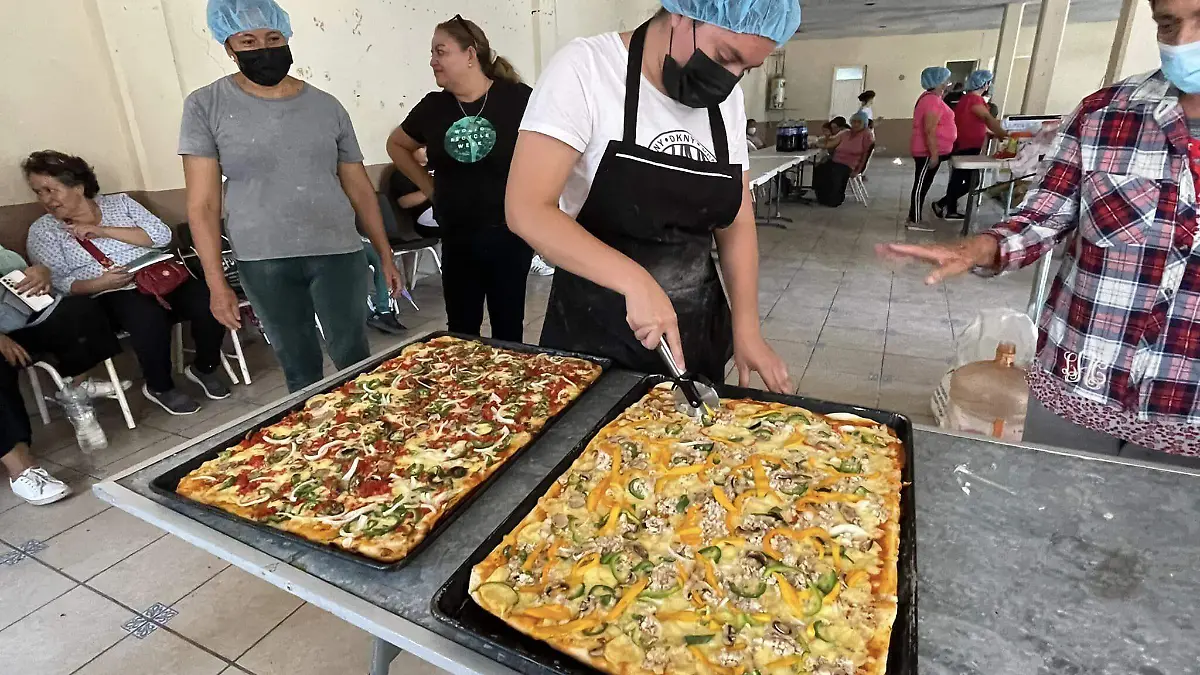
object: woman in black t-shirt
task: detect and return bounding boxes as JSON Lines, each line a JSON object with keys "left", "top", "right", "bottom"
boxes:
{"left": 386, "top": 15, "right": 533, "bottom": 342}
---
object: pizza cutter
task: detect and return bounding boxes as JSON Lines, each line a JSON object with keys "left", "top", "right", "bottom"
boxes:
{"left": 656, "top": 336, "right": 720, "bottom": 419}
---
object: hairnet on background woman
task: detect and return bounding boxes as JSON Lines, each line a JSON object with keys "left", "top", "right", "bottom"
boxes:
{"left": 207, "top": 0, "right": 292, "bottom": 44}
{"left": 921, "top": 66, "right": 952, "bottom": 91}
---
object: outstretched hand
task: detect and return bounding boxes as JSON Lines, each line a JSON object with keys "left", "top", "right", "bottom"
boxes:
{"left": 876, "top": 235, "right": 1000, "bottom": 285}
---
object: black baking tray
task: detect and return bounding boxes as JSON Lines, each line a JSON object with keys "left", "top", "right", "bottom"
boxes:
{"left": 148, "top": 331, "right": 612, "bottom": 571}
{"left": 432, "top": 374, "right": 919, "bottom": 675}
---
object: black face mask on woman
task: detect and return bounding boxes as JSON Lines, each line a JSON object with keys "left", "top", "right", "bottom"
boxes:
{"left": 234, "top": 45, "right": 293, "bottom": 87}
{"left": 662, "top": 20, "right": 742, "bottom": 109}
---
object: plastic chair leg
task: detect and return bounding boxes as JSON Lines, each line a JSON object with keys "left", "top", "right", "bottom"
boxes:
{"left": 105, "top": 358, "right": 136, "bottom": 430}
{"left": 26, "top": 367, "right": 51, "bottom": 425}
{"left": 230, "top": 329, "right": 252, "bottom": 385}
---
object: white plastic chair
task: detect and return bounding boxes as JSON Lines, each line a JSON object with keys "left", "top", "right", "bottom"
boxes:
{"left": 25, "top": 359, "right": 135, "bottom": 430}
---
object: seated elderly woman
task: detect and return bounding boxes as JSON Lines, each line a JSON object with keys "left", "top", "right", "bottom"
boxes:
{"left": 1, "top": 245, "right": 124, "bottom": 504}
{"left": 23, "top": 151, "right": 229, "bottom": 416}
{"left": 813, "top": 112, "right": 875, "bottom": 207}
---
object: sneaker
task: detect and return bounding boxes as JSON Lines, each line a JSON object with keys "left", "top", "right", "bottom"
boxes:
{"left": 367, "top": 311, "right": 407, "bottom": 335}
{"left": 184, "top": 366, "right": 231, "bottom": 401}
{"left": 530, "top": 255, "right": 556, "bottom": 277}
{"left": 143, "top": 384, "right": 201, "bottom": 415}
{"left": 10, "top": 467, "right": 71, "bottom": 506}
{"left": 931, "top": 201, "right": 947, "bottom": 220}
{"left": 944, "top": 211, "right": 966, "bottom": 221}
{"left": 76, "top": 378, "right": 132, "bottom": 400}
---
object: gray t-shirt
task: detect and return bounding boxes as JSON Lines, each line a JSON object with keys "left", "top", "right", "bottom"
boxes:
{"left": 179, "top": 76, "right": 364, "bottom": 261}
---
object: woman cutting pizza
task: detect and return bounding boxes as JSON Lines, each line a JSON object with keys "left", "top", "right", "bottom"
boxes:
{"left": 507, "top": 0, "right": 799, "bottom": 391}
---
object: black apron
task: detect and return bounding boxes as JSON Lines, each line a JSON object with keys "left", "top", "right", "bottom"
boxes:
{"left": 540, "top": 21, "right": 743, "bottom": 382}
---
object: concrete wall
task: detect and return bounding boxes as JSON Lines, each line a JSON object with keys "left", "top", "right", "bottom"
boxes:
{"left": 777, "top": 19, "right": 1160, "bottom": 124}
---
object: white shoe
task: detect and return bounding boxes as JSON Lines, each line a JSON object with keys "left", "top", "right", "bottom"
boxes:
{"left": 530, "top": 255, "right": 556, "bottom": 276}
{"left": 76, "top": 378, "right": 132, "bottom": 400}
{"left": 10, "top": 467, "right": 72, "bottom": 506}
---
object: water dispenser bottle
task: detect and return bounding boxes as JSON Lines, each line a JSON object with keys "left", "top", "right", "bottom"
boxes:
{"left": 947, "top": 342, "right": 1029, "bottom": 441}
{"left": 56, "top": 386, "right": 108, "bottom": 453}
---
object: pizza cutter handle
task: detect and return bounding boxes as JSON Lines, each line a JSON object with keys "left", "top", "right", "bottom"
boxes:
{"left": 657, "top": 336, "right": 705, "bottom": 410}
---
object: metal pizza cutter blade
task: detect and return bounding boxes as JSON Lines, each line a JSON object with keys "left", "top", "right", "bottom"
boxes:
{"left": 656, "top": 337, "right": 720, "bottom": 420}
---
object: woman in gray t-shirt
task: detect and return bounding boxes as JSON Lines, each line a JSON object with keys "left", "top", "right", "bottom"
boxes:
{"left": 179, "top": 0, "right": 401, "bottom": 393}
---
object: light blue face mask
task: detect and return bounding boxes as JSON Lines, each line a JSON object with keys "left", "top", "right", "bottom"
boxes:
{"left": 1160, "top": 40, "right": 1200, "bottom": 94}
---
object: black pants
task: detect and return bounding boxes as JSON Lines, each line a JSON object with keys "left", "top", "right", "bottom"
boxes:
{"left": 936, "top": 148, "right": 983, "bottom": 215}
{"left": 813, "top": 161, "right": 852, "bottom": 207}
{"left": 441, "top": 228, "right": 533, "bottom": 342}
{"left": 98, "top": 279, "right": 225, "bottom": 393}
{"left": 2, "top": 295, "right": 122, "bottom": 458}
{"left": 907, "top": 154, "right": 951, "bottom": 223}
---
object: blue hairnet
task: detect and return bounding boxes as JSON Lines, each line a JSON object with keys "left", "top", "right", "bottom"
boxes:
{"left": 966, "top": 69, "right": 994, "bottom": 92}
{"left": 207, "top": 0, "right": 293, "bottom": 44}
{"left": 850, "top": 111, "right": 870, "bottom": 125}
{"left": 920, "top": 66, "right": 952, "bottom": 90}
{"left": 661, "top": 0, "right": 802, "bottom": 46}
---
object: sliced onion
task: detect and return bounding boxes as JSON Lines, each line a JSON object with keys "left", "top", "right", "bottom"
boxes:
{"left": 238, "top": 491, "right": 272, "bottom": 507}
{"left": 342, "top": 457, "right": 360, "bottom": 483}
{"left": 316, "top": 502, "right": 377, "bottom": 525}
{"left": 262, "top": 433, "right": 293, "bottom": 445}
{"left": 304, "top": 440, "right": 344, "bottom": 461}
{"left": 829, "top": 523, "right": 869, "bottom": 539}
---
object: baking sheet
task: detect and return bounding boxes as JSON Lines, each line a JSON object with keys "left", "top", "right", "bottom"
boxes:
{"left": 148, "top": 332, "right": 612, "bottom": 571}
{"left": 431, "top": 374, "right": 919, "bottom": 674}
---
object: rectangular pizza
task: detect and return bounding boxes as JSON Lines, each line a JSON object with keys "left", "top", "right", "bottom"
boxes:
{"left": 176, "top": 336, "right": 603, "bottom": 563}
{"left": 470, "top": 383, "right": 903, "bottom": 675}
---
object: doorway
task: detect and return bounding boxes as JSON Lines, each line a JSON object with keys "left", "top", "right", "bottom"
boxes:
{"left": 829, "top": 65, "right": 866, "bottom": 120}
{"left": 945, "top": 60, "right": 979, "bottom": 89}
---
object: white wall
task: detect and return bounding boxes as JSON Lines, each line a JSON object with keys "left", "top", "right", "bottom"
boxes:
{"left": 778, "top": 20, "right": 1159, "bottom": 123}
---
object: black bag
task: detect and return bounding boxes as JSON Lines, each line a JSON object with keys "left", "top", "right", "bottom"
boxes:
{"left": 173, "top": 222, "right": 242, "bottom": 294}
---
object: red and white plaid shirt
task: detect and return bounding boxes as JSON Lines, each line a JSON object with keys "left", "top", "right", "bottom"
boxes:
{"left": 985, "top": 71, "right": 1200, "bottom": 449}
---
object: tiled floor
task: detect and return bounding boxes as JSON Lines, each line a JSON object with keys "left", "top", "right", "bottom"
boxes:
{"left": 1, "top": 161, "right": 1033, "bottom": 674}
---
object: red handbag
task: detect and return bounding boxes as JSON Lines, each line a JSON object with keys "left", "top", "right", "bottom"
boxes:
{"left": 75, "top": 236, "right": 190, "bottom": 309}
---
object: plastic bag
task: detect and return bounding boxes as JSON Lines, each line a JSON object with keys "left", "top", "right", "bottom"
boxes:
{"left": 952, "top": 308, "right": 1037, "bottom": 368}
{"left": 932, "top": 309, "right": 1036, "bottom": 438}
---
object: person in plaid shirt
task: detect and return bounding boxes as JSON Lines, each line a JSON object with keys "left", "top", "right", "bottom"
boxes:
{"left": 883, "top": 0, "right": 1200, "bottom": 465}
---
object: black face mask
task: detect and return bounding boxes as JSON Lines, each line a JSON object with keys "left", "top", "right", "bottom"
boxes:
{"left": 662, "top": 21, "right": 742, "bottom": 109}
{"left": 234, "top": 45, "right": 293, "bottom": 87}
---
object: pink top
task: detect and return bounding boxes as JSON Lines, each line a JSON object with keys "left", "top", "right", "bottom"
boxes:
{"left": 911, "top": 91, "right": 956, "bottom": 157}
{"left": 832, "top": 129, "right": 875, "bottom": 170}
{"left": 954, "top": 92, "right": 990, "bottom": 151}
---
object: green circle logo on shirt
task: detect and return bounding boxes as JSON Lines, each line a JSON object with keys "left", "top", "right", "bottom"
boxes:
{"left": 444, "top": 116, "right": 497, "bottom": 164}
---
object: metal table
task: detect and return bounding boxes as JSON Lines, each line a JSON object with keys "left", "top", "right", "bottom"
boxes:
{"left": 749, "top": 148, "right": 819, "bottom": 228}
{"left": 95, "top": 357, "right": 1200, "bottom": 675}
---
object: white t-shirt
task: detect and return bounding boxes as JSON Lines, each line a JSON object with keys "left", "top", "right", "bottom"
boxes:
{"left": 520, "top": 32, "right": 750, "bottom": 218}
{"left": 858, "top": 105, "right": 874, "bottom": 120}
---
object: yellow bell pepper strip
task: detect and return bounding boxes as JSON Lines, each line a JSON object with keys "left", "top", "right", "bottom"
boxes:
{"left": 522, "top": 541, "right": 546, "bottom": 572}
{"left": 823, "top": 581, "right": 843, "bottom": 606}
{"left": 701, "top": 556, "right": 720, "bottom": 593}
{"left": 665, "top": 463, "right": 710, "bottom": 477}
{"left": 600, "top": 504, "right": 622, "bottom": 536}
{"left": 569, "top": 552, "right": 600, "bottom": 585}
{"left": 539, "top": 542, "right": 563, "bottom": 584}
{"left": 847, "top": 570, "right": 871, "bottom": 588}
{"left": 801, "top": 492, "right": 864, "bottom": 505}
{"left": 677, "top": 561, "right": 691, "bottom": 585}
{"left": 689, "top": 646, "right": 736, "bottom": 675}
{"left": 832, "top": 543, "right": 843, "bottom": 569}
{"left": 772, "top": 573, "right": 806, "bottom": 617}
{"left": 689, "top": 589, "right": 707, "bottom": 608}
{"left": 765, "top": 655, "right": 805, "bottom": 670}
{"left": 587, "top": 476, "right": 611, "bottom": 511}
{"left": 762, "top": 528, "right": 787, "bottom": 560}
{"left": 531, "top": 616, "right": 602, "bottom": 638}
{"left": 713, "top": 486, "right": 737, "bottom": 512}
{"left": 519, "top": 604, "right": 573, "bottom": 621}
{"left": 605, "top": 578, "right": 649, "bottom": 621}
{"left": 609, "top": 445, "right": 622, "bottom": 478}
{"left": 752, "top": 456, "right": 770, "bottom": 497}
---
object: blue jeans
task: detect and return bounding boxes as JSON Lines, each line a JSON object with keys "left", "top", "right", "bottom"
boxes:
{"left": 238, "top": 251, "right": 370, "bottom": 392}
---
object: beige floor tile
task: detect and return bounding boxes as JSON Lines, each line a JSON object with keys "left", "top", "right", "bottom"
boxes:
{"left": 170, "top": 566, "right": 304, "bottom": 660}
{"left": 45, "top": 425, "right": 176, "bottom": 474}
{"left": 0, "top": 553, "right": 77, "bottom": 630}
{"left": 0, "top": 477, "right": 107, "bottom": 545}
{"left": 760, "top": 314, "right": 825, "bottom": 343}
{"left": 237, "top": 603, "right": 372, "bottom": 675}
{"left": 0, "top": 586, "right": 129, "bottom": 675}
{"left": 91, "top": 534, "right": 229, "bottom": 612}
{"left": 76, "top": 629, "right": 227, "bottom": 675}
{"left": 91, "top": 440, "right": 184, "bottom": 481}
{"left": 817, "top": 326, "right": 887, "bottom": 352}
{"left": 882, "top": 353, "right": 951, "bottom": 386}
{"left": 37, "top": 507, "right": 164, "bottom": 581}
{"left": 877, "top": 379, "right": 938, "bottom": 419}
{"left": 808, "top": 345, "right": 883, "bottom": 378}
{"left": 798, "top": 371, "right": 880, "bottom": 409}
{"left": 142, "top": 394, "right": 260, "bottom": 436}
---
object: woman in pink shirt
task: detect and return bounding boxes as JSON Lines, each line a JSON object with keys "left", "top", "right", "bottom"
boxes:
{"left": 814, "top": 112, "right": 875, "bottom": 206}
{"left": 907, "top": 66, "right": 957, "bottom": 228}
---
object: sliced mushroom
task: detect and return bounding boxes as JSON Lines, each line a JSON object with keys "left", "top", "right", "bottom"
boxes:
{"left": 723, "top": 623, "right": 737, "bottom": 646}
{"left": 551, "top": 513, "right": 569, "bottom": 530}
{"left": 745, "top": 551, "right": 769, "bottom": 567}
{"left": 589, "top": 647, "right": 605, "bottom": 658}
{"left": 772, "top": 621, "right": 793, "bottom": 636}
{"left": 568, "top": 491, "right": 586, "bottom": 509}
